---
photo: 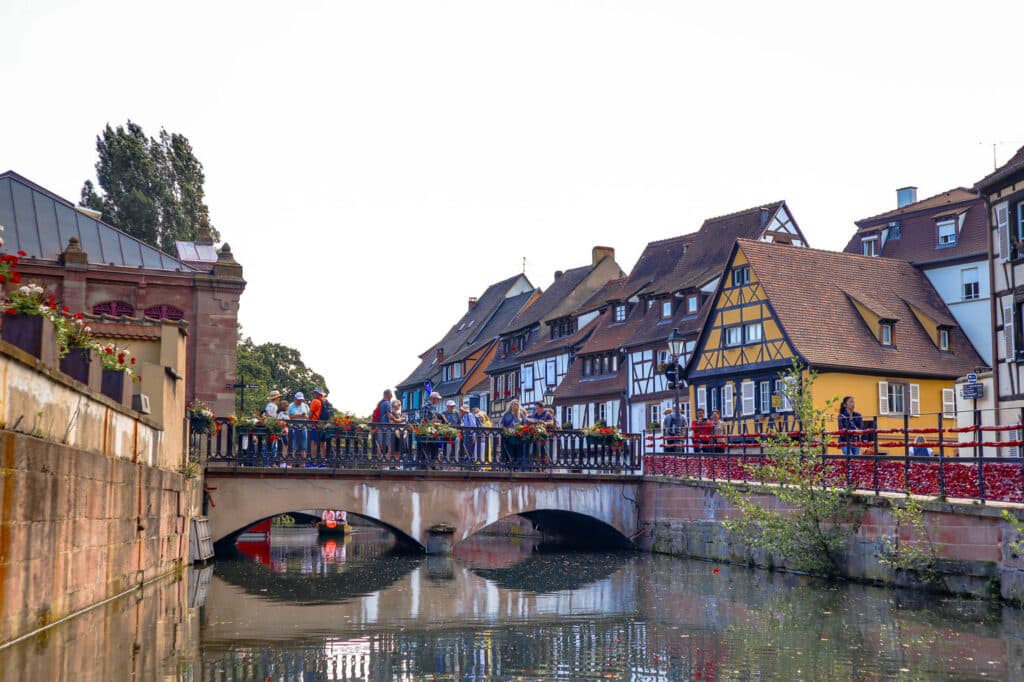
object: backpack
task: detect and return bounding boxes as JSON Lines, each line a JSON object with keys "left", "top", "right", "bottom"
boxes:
{"left": 320, "top": 399, "right": 334, "bottom": 422}
{"left": 372, "top": 404, "right": 381, "bottom": 422}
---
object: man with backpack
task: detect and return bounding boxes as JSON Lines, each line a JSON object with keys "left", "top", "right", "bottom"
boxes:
{"left": 309, "top": 387, "right": 333, "bottom": 462}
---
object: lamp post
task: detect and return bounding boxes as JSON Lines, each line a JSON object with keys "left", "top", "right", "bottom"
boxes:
{"left": 666, "top": 328, "right": 686, "bottom": 452}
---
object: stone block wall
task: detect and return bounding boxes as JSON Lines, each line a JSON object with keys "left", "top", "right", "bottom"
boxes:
{"left": 637, "top": 476, "right": 1024, "bottom": 601}
{"left": 0, "top": 430, "right": 194, "bottom": 643}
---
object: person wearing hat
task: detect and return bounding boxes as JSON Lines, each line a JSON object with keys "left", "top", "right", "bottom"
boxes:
{"left": 308, "top": 387, "right": 328, "bottom": 461}
{"left": 440, "top": 399, "right": 461, "bottom": 427}
{"left": 264, "top": 390, "right": 283, "bottom": 418}
{"left": 421, "top": 391, "right": 443, "bottom": 423}
{"left": 287, "top": 392, "right": 310, "bottom": 459}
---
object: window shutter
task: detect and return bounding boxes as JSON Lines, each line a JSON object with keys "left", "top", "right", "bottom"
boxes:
{"left": 878, "top": 381, "right": 890, "bottom": 415}
{"left": 741, "top": 381, "right": 755, "bottom": 415}
{"left": 1005, "top": 305, "right": 1016, "bottom": 362}
{"left": 696, "top": 386, "right": 707, "bottom": 413}
{"left": 997, "top": 202, "right": 1010, "bottom": 262}
{"left": 942, "top": 388, "right": 956, "bottom": 419}
{"left": 1008, "top": 428, "right": 1021, "bottom": 458}
{"left": 909, "top": 383, "right": 920, "bottom": 416}
{"left": 606, "top": 401, "right": 616, "bottom": 428}
{"left": 723, "top": 383, "right": 734, "bottom": 418}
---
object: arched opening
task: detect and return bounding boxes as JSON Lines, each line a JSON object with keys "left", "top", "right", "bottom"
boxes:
{"left": 91, "top": 300, "right": 135, "bottom": 317}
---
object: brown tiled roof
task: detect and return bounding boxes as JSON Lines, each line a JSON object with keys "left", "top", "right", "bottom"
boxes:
{"left": 574, "top": 277, "right": 628, "bottom": 315}
{"left": 976, "top": 145, "right": 1024, "bottom": 193}
{"left": 735, "top": 239, "right": 984, "bottom": 377}
{"left": 844, "top": 190, "right": 986, "bottom": 264}
{"left": 503, "top": 265, "right": 593, "bottom": 333}
{"left": 552, "top": 353, "right": 626, "bottom": 402}
{"left": 854, "top": 188, "right": 978, "bottom": 224}
{"left": 517, "top": 315, "right": 599, "bottom": 363}
{"left": 446, "top": 290, "right": 537, "bottom": 363}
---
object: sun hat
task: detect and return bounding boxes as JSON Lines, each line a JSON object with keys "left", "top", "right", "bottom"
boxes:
{"left": 430, "top": 391, "right": 442, "bottom": 399}
{"left": 460, "top": 404, "right": 470, "bottom": 412}
{"left": 313, "top": 386, "right": 324, "bottom": 395}
{"left": 294, "top": 391, "right": 305, "bottom": 400}
{"left": 445, "top": 399, "right": 456, "bottom": 407}
{"left": 268, "top": 389, "right": 283, "bottom": 401}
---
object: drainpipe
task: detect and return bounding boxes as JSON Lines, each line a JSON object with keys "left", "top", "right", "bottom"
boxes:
{"left": 983, "top": 192, "right": 1000, "bottom": 410}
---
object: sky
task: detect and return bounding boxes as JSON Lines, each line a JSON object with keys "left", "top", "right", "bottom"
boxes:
{"left": 3, "top": 0, "right": 1024, "bottom": 414}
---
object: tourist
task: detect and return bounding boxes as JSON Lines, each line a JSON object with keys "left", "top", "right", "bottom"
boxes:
{"left": 440, "top": 399, "right": 461, "bottom": 427}
{"left": 912, "top": 435, "right": 932, "bottom": 457}
{"left": 710, "top": 409, "right": 727, "bottom": 453}
{"left": 501, "top": 400, "right": 525, "bottom": 428}
{"left": 691, "top": 408, "right": 711, "bottom": 453}
{"left": 390, "top": 399, "right": 408, "bottom": 465}
{"left": 528, "top": 401, "right": 555, "bottom": 429}
{"left": 421, "top": 391, "right": 442, "bottom": 423}
{"left": 287, "top": 391, "right": 310, "bottom": 459}
{"left": 263, "top": 390, "right": 283, "bottom": 418}
{"left": 471, "top": 406, "right": 492, "bottom": 427}
{"left": 309, "top": 387, "right": 325, "bottom": 459}
{"left": 377, "top": 389, "right": 394, "bottom": 424}
{"left": 663, "top": 404, "right": 686, "bottom": 454}
{"left": 838, "top": 396, "right": 863, "bottom": 456}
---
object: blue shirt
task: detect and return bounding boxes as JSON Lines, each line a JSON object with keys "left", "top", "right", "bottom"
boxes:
{"left": 377, "top": 399, "right": 392, "bottom": 424}
{"left": 501, "top": 412, "right": 523, "bottom": 428}
{"left": 461, "top": 413, "right": 478, "bottom": 428}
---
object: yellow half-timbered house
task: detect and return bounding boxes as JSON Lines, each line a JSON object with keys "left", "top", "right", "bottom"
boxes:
{"left": 686, "top": 239, "right": 983, "bottom": 441}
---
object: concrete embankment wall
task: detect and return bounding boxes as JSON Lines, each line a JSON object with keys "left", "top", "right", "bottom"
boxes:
{"left": 0, "top": 337, "right": 195, "bottom": 645}
{"left": 636, "top": 476, "right": 1024, "bottom": 601}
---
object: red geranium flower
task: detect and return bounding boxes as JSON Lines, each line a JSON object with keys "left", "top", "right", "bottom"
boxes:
{"left": 16, "top": 250, "right": 27, "bottom": 257}
{"left": 11, "top": 273, "right": 20, "bottom": 283}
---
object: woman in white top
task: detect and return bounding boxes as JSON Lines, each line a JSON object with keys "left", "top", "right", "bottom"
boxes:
{"left": 264, "top": 390, "right": 283, "bottom": 418}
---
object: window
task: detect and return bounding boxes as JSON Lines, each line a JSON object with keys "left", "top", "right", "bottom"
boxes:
{"left": 961, "top": 268, "right": 979, "bottom": 301}
{"left": 545, "top": 359, "right": 556, "bottom": 386}
{"left": 92, "top": 300, "right": 135, "bottom": 317}
{"left": 614, "top": 305, "right": 626, "bottom": 323}
{"left": 696, "top": 386, "right": 707, "bottom": 413}
{"left": 862, "top": 237, "right": 878, "bottom": 257}
{"left": 732, "top": 266, "right": 750, "bottom": 287}
{"left": 724, "top": 326, "right": 742, "bottom": 347}
{"left": 583, "top": 357, "right": 593, "bottom": 376}
{"left": 661, "top": 300, "right": 672, "bottom": 319}
{"left": 649, "top": 404, "right": 661, "bottom": 426}
{"left": 939, "top": 329, "right": 950, "bottom": 351}
{"left": 775, "top": 378, "right": 793, "bottom": 412}
{"left": 879, "top": 381, "right": 906, "bottom": 415}
{"left": 759, "top": 380, "right": 770, "bottom": 414}
{"left": 686, "top": 294, "right": 699, "bottom": 315}
{"left": 596, "top": 402, "right": 607, "bottom": 424}
{"left": 564, "top": 406, "right": 573, "bottom": 425}
{"left": 744, "top": 322, "right": 762, "bottom": 344}
{"left": 521, "top": 364, "right": 533, "bottom": 388}
{"left": 886, "top": 222, "right": 901, "bottom": 240}
{"left": 880, "top": 322, "right": 893, "bottom": 346}
{"left": 942, "top": 388, "right": 956, "bottom": 419}
{"left": 143, "top": 304, "right": 184, "bottom": 321}
{"left": 937, "top": 219, "right": 957, "bottom": 246}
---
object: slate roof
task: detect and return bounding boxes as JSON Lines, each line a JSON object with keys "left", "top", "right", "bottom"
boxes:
{"left": 976, "top": 145, "right": 1024, "bottom": 193}
{"left": 502, "top": 265, "right": 592, "bottom": 334}
{"left": 0, "top": 170, "right": 194, "bottom": 272}
{"left": 573, "top": 277, "right": 631, "bottom": 315}
{"left": 446, "top": 290, "right": 537, "bottom": 364}
{"left": 844, "top": 188, "right": 986, "bottom": 264}
{"left": 731, "top": 239, "right": 984, "bottom": 378}
{"left": 396, "top": 274, "right": 531, "bottom": 389}
{"left": 552, "top": 351, "right": 627, "bottom": 402}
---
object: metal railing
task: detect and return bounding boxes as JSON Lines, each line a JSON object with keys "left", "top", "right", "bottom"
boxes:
{"left": 193, "top": 419, "right": 642, "bottom": 474}
{"left": 643, "top": 408, "right": 1024, "bottom": 503}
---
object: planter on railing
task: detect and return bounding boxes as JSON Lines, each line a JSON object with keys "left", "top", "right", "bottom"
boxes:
{"left": 101, "top": 368, "right": 132, "bottom": 406}
{"left": 60, "top": 345, "right": 101, "bottom": 390}
{"left": 2, "top": 313, "right": 58, "bottom": 367}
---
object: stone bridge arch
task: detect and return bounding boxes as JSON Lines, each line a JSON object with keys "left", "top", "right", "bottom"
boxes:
{"left": 205, "top": 471, "right": 641, "bottom": 552}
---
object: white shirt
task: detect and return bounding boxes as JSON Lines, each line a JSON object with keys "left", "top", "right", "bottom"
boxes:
{"left": 264, "top": 401, "right": 278, "bottom": 418}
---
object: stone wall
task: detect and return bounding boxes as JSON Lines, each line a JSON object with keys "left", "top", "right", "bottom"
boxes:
{"left": 637, "top": 476, "right": 1024, "bottom": 601}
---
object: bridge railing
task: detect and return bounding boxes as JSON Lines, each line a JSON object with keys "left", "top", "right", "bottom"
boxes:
{"left": 193, "top": 419, "right": 642, "bottom": 474}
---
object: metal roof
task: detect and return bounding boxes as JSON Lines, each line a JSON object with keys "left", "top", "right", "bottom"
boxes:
{"left": 175, "top": 241, "right": 219, "bottom": 263}
{"left": 0, "top": 171, "right": 195, "bottom": 272}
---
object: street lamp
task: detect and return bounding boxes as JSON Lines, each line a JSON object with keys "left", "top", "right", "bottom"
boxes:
{"left": 666, "top": 328, "right": 686, "bottom": 452}
{"left": 543, "top": 384, "right": 555, "bottom": 408}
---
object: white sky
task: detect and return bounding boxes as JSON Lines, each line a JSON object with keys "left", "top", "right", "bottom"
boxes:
{"left": 3, "top": 0, "right": 1024, "bottom": 414}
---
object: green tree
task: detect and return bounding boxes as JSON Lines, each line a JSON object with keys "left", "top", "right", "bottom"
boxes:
{"left": 80, "top": 120, "right": 219, "bottom": 253}
{"left": 234, "top": 331, "right": 328, "bottom": 416}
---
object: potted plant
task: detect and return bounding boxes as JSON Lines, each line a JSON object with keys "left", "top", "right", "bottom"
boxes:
{"left": 187, "top": 400, "right": 218, "bottom": 434}
{"left": 2, "top": 282, "right": 58, "bottom": 366}
{"left": 57, "top": 313, "right": 101, "bottom": 389}
{"left": 560, "top": 421, "right": 574, "bottom": 431}
{"left": 96, "top": 343, "right": 139, "bottom": 405}
{"left": 581, "top": 424, "right": 627, "bottom": 448}
{"left": 647, "top": 420, "right": 661, "bottom": 431}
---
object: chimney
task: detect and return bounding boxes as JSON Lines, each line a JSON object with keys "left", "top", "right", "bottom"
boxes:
{"left": 554, "top": 270, "right": 564, "bottom": 280}
{"left": 592, "top": 246, "right": 615, "bottom": 265}
{"left": 896, "top": 186, "right": 918, "bottom": 209}
{"left": 436, "top": 348, "right": 444, "bottom": 363}
{"left": 467, "top": 297, "right": 478, "bottom": 310}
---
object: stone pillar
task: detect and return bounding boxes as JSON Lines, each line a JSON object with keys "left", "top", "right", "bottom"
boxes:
{"left": 425, "top": 523, "right": 456, "bottom": 555}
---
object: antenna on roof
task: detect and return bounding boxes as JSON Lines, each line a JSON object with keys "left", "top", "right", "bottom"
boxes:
{"left": 981, "top": 140, "right": 1024, "bottom": 170}
{"left": 522, "top": 256, "right": 526, "bottom": 274}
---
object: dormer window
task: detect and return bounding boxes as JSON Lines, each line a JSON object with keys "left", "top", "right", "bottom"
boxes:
{"left": 732, "top": 266, "right": 750, "bottom": 287}
{"left": 686, "top": 294, "right": 699, "bottom": 315}
{"left": 937, "top": 219, "right": 957, "bottom": 246}
{"left": 613, "top": 304, "right": 626, "bottom": 323}
{"left": 886, "top": 222, "right": 901, "bottom": 240}
{"left": 862, "top": 236, "right": 878, "bottom": 257}
{"left": 939, "top": 328, "right": 950, "bottom": 351}
{"left": 880, "top": 322, "right": 893, "bottom": 346}
{"left": 660, "top": 300, "right": 672, "bottom": 319}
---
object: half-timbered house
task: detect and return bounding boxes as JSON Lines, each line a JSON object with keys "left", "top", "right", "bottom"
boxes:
{"left": 623, "top": 202, "right": 809, "bottom": 440}
{"left": 396, "top": 274, "right": 534, "bottom": 419}
{"left": 484, "top": 247, "right": 623, "bottom": 418}
{"left": 686, "top": 239, "right": 982, "bottom": 444}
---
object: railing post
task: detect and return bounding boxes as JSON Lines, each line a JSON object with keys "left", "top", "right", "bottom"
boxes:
{"left": 978, "top": 409, "right": 986, "bottom": 503}
{"left": 871, "top": 418, "right": 879, "bottom": 496}
{"left": 903, "top": 413, "right": 910, "bottom": 493}
{"left": 937, "top": 411, "right": 946, "bottom": 499}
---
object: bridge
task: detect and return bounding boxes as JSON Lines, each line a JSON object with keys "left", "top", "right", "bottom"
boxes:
{"left": 197, "top": 420, "right": 643, "bottom": 552}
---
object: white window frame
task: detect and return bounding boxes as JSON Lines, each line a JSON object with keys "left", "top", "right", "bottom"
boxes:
{"left": 1005, "top": 305, "right": 1016, "bottom": 362}
{"left": 939, "top": 329, "right": 950, "bottom": 351}
{"left": 887, "top": 382, "right": 906, "bottom": 415}
{"left": 614, "top": 305, "right": 626, "bottom": 323}
{"left": 732, "top": 267, "right": 750, "bottom": 287}
{"left": 961, "top": 267, "right": 980, "bottom": 301}
{"left": 696, "top": 386, "right": 707, "bottom": 413}
{"left": 649, "top": 403, "right": 661, "bottom": 426}
{"left": 878, "top": 380, "right": 889, "bottom": 415}
{"left": 862, "top": 236, "right": 878, "bottom": 257}
{"left": 942, "top": 388, "right": 956, "bottom": 420}
{"left": 996, "top": 201, "right": 1010, "bottom": 261}
{"left": 661, "top": 300, "right": 672, "bottom": 319}
{"left": 722, "top": 383, "right": 734, "bottom": 418}
{"left": 909, "top": 383, "right": 920, "bottom": 416}
{"left": 775, "top": 378, "right": 794, "bottom": 412}
{"left": 744, "top": 322, "right": 762, "bottom": 344}
{"left": 759, "top": 380, "right": 770, "bottom": 414}
{"left": 521, "top": 364, "right": 533, "bottom": 388}
{"left": 880, "top": 322, "right": 893, "bottom": 346}
{"left": 687, "top": 295, "right": 699, "bottom": 314}
{"left": 724, "top": 326, "right": 742, "bottom": 347}
{"left": 596, "top": 402, "right": 607, "bottom": 424}
{"left": 937, "top": 218, "right": 957, "bottom": 246}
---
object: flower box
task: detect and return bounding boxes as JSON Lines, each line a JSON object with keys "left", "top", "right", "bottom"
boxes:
{"left": 101, "top": 368, "right": 132, "bottom": 406}
{"left": 2, "top": 313, "right": 58, "bottom": 367}
{"left": 60, "top": 346, "right": 102, "bottom": 391}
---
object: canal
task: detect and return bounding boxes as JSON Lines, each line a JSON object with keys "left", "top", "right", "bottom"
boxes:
{"left": 3, "top": 520, "right": 1023, "bottom": 680}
